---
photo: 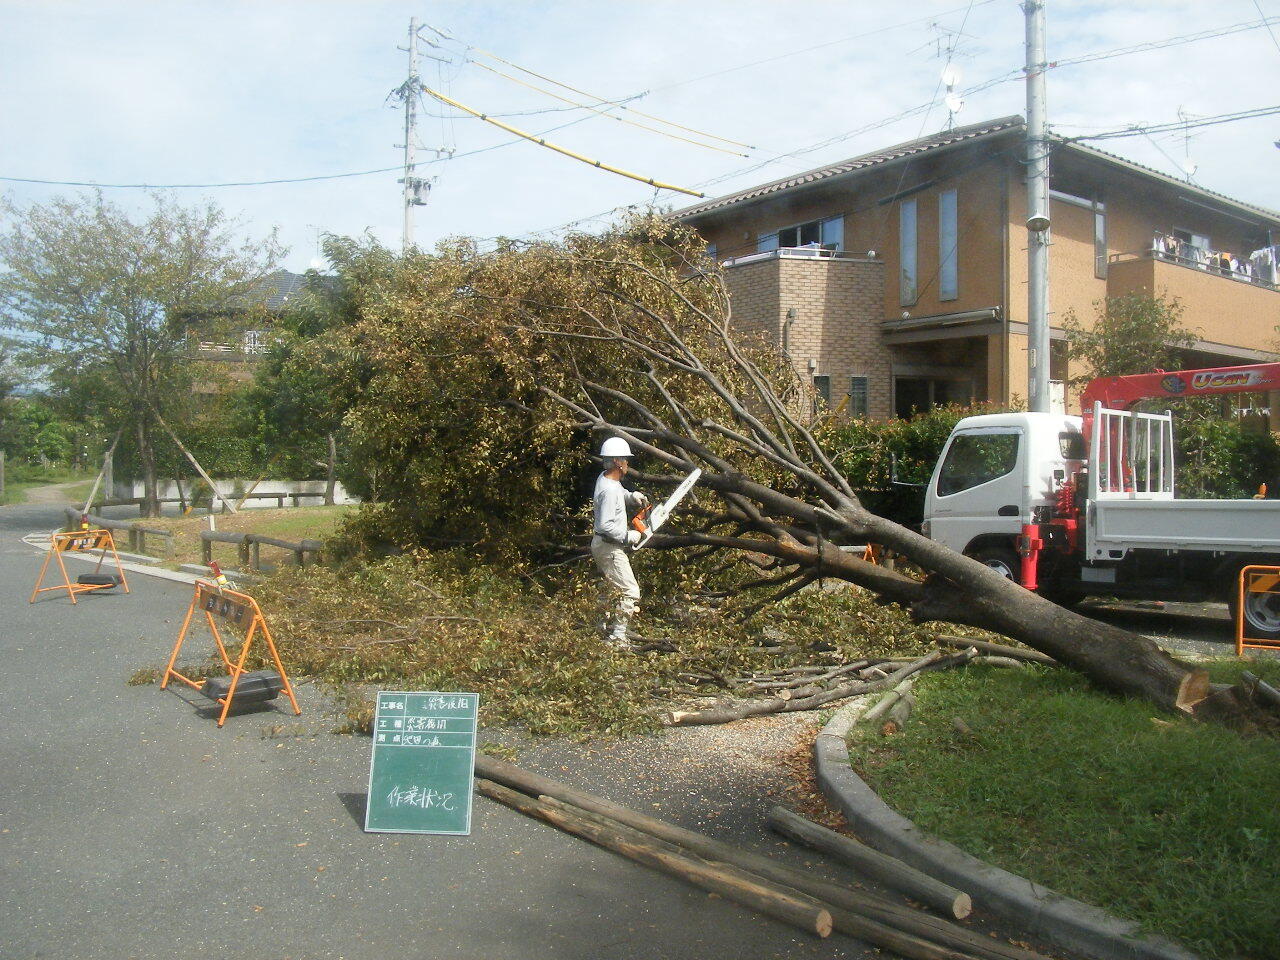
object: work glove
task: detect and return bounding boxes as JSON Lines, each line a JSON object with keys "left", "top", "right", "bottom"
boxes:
{"left": 633, "top": 491, "right": 650, "bottom": 508}
{"left": 625, "top": 529, "right": 643, "bottom": 547}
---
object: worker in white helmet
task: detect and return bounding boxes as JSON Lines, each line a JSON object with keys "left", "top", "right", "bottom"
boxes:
{"left": 591, "top": 436, "right": 650, "bottom": 648}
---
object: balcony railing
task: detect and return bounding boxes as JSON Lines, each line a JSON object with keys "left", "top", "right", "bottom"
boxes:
{"left": 1126, "top": 234, "right": 1279, "bottom": 292}
{"left": 720, "top": 246, "right": 873, "bottom": 269}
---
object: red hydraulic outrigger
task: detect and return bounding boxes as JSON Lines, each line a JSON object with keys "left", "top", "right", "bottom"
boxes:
{"left": 1018, "top": 361, "right": 1280, "bottom": 591}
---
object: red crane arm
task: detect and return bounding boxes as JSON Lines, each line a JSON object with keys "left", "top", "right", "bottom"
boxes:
{"left": 1080, "top": 362, "right": 1280, "bottom": 441}
{"left": 1081, "top": 362, "right": 1280, "bottom": 412}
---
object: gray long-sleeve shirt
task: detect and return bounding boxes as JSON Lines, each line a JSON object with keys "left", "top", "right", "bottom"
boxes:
{"left": 593, "top": 474, "right": 643, "bottom": 544}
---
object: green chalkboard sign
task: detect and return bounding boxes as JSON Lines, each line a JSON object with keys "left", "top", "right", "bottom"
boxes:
{"left": 364, "top": 691, "right": 479, "bottom": 835}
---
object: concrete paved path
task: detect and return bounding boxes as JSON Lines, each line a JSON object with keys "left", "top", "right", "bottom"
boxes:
{"left": 0, "top": 499, "right": 881, "bottom": 960}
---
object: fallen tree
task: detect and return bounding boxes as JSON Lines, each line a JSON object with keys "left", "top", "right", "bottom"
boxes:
{"left": 318, "top": 217, "right": 1278, "bottom": 731}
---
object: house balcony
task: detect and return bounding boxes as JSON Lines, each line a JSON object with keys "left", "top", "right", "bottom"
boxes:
{"left": 1106, "top": 249, "right": 1280, "bottom": 361}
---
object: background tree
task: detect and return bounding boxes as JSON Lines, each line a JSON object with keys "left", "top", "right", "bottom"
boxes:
{"left": 1062, "top": 291, "right": 1196, "bottom": 386}
{"left": 1063, "top": 290, "right": 1280, "bottom": 499}
{"left": 242, "top": 265, "right": 367, "bottom": 506}
{"left": 0, "top": 193, "right": 282, "bottom": 514}
{"left": 286, "top": 215, "right": 1277, "bottom": 732}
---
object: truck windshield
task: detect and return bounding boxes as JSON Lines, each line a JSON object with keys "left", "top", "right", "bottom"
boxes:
{"left": 937, "top": 432, "right": 1020, "bottom": 496}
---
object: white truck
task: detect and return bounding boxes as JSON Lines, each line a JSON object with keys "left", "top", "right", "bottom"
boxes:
{"left": 921, "top": 363, "right": 1280, "bottom": 638}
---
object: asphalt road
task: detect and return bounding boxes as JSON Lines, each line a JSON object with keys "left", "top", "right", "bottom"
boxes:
{"left": 0, "top": 499, "right": 892, "bottom": 960}
{"left": 3, "top": 498, "right": 1249, "bottom": 960}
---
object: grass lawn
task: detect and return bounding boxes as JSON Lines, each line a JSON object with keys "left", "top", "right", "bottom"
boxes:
{"left": 127, "top": 505, "right": 357, "bottom": 568}
{"left": 848, "top": 658, "right": 1280, "bottom": 960}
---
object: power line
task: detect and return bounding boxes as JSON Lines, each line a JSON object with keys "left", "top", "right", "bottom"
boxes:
{"left": 7, "top": 16, "right": 1276, "bottom": 194}
{"left": 0, "top": 165, "right": 406, "bottom": 189}
{"left": 431, "top": 25, "right": 753, "bottom": 150}
{"left": 466, "top": 58, "right": 750, "bottom": 156}
{"left": 420, "top": 84, "right": 705, "bottom": 197}
{"left": 1062, "top": 105, "right": 1280, "bottom": 142}
{"left": 1253, "top": 0, "right": 1280, "bottom": 55}
{"left": 1052, "top": 15, "right": 1279, "bottom": 67}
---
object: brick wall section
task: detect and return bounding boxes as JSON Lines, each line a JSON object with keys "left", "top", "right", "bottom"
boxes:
{"left": 723, "top": 255, "right": 891, "bottom": 418}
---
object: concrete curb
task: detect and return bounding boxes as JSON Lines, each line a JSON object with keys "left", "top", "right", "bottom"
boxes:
{"left": 814, "top": 714, "right": 1202, "bottom": 960}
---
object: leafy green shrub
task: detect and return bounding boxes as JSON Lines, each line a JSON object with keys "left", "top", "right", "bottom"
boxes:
{"left": 819, "top": 402, "right": 1011, "bottom": 527}
{"left": 1175, "top": 415, "right": 1280, "bottom": 499}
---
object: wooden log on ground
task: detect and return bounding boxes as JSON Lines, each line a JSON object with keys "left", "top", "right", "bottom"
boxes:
{"left": 974, "top": 656, "right": 1026, "bottom": 670}
{"left": 473, "top": 757, "right": 1048, "bottom": 960}
{"left": 862, "top": 678, "right": 916, "bottom": 726}
{"left": 768, "top": 806, "right": 971, "bottom": 920}
{"left": 881, "top": 689, "right": 916, "bottom": 735}
{"left": 1241, "top": 671, "right": 1280, "bottom": 710}
{"left": 935, "top": 635, "right": 1056, "bottom": 666}
{"left": 476, "top": 778, "right": 833, "bottom": 938}
{"left": 537, "top": 800, "right": 983, "bottom": 960}
{"left": 666, "top": 650, "right": 945, "bottom": 726}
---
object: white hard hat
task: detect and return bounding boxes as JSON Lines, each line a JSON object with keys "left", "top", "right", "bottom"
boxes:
{"left": 599, "top": 437, "right": 633, "bottom": 458}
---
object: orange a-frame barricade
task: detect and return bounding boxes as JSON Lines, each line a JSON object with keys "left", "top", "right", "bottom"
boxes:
{"left": 29, "top": 528, "right": 130, "bottom": 604}
{"left": 1236, "top": 565, "right": 1280, "bottom": 655}
{"left": 161, "top": 579, "right": 301, "bottom": 727}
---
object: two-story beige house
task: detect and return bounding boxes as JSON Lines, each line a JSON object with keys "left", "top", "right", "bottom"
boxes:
{"left": 674, "top": 115, "right": 1280, "bottom": 418}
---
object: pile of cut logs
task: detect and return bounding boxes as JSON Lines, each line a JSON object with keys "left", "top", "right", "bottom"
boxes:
{"left": 661, "top": 635, "right": 1053, "bottom": 727}
{"left": 476, "top": 754, "right": 1056, "bottom": 960}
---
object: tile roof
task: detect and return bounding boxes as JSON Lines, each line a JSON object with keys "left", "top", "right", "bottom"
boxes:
{"left": 674, "top": 115, "right": 1280, "bottom": 226}
{"left": 256, "top": 269, "right": 310, "bottom": 311}
{"left": 673, "top": 116, "right": 1024, "bottom": 220}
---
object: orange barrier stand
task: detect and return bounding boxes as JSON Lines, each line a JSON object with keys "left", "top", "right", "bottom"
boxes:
{"left": 29, "top": 528, "right": 130, "bottom": 604}
{"left": 1236, "top": 565, "right": 1280, "bottom": 656}
{"left": 161, "top": 579, "right": 301, "bottom": 727}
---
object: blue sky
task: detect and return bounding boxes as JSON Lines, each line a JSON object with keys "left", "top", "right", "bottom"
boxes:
{"left": 1, "top": 0, "right": 1277, "bottom": 272}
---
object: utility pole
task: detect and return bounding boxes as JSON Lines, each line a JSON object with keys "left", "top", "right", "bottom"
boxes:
{"left": 400, "top": 17, "right": 420, "bottom": 251}
{"left": 1024, "top": 0, "right": 1051, "bottom": 413}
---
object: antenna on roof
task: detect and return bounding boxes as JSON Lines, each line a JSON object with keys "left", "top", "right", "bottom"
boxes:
{"left": 942, "top": 66, "right": 964, "bottom": 129}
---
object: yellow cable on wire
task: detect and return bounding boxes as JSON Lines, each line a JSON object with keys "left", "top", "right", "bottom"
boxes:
{"left": 421, "top": 85, "right": 705, "bottom": 198}
{"left": 468, "top": 59, "right": 749, "bottom": 158}
{"left": 426, "top": 24, "right": 752, "bottom": 151}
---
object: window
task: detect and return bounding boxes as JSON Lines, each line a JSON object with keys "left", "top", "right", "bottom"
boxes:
{"left": 705, "top": 242, "right": 717, "bottom": 263}
{"left": 936, "top": 432, "right": 1021, "bottom": 497}
{"left": 761, "top": 216, "right": 844, "bottom": 253}
{"left": 1173, "top": 228, "right": 1210, "bottom": 251}
{"left": 900, "top": 199, "right": 917, "bottom": 305}
{"left": 894, "top": 376, "right": 970, "bottom": 417}
{"left": 780, "top": 221, "right": 821, "bottom": 247}
{"left": 813, "top": 375, "right": 831, "bottom": 405}
{"left": 938, "top": 190, "right": 958, "bottom": 300}
{"left": 848, "top": 376, "right": 869, "bottom": 417}
{"left": 1093, "top": 200, "right": 1107, "bottom": 279}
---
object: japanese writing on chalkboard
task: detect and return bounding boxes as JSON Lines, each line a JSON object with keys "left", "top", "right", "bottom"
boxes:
{"left": 365, "top": 691, "right": 479, "bottom": 835}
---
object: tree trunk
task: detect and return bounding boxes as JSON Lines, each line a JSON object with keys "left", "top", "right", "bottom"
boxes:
{"left": 767, "top": 806, "right": 970, "bottom": 919}
{"left": 477, "top": 778, "right": 834, "bottom": 938}
{"left": 135, "top": 415, "right": 160, "bottom": 518}
{"left": 324, "top": 432, "right": 337, "bottom": 506}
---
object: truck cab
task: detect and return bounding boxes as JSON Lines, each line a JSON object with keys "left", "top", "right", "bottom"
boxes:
{"left": 922, "top": 413, "right": 1085, "bottom": 575}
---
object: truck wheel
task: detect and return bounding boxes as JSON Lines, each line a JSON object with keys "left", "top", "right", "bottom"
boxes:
{"left": 1229, "top": 578, "right": 1280, "bottom": 641}
{"left": 968, "top": 545, "right": 1019, "bottom": 581}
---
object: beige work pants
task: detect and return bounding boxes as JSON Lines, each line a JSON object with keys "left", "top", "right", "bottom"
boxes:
{"left": 591, "top": 536, "right": 640, "bottom": 637}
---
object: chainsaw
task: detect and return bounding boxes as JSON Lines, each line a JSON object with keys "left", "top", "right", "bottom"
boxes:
{"left": 630, "top": 468, "right": 701, "bottom": 549}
